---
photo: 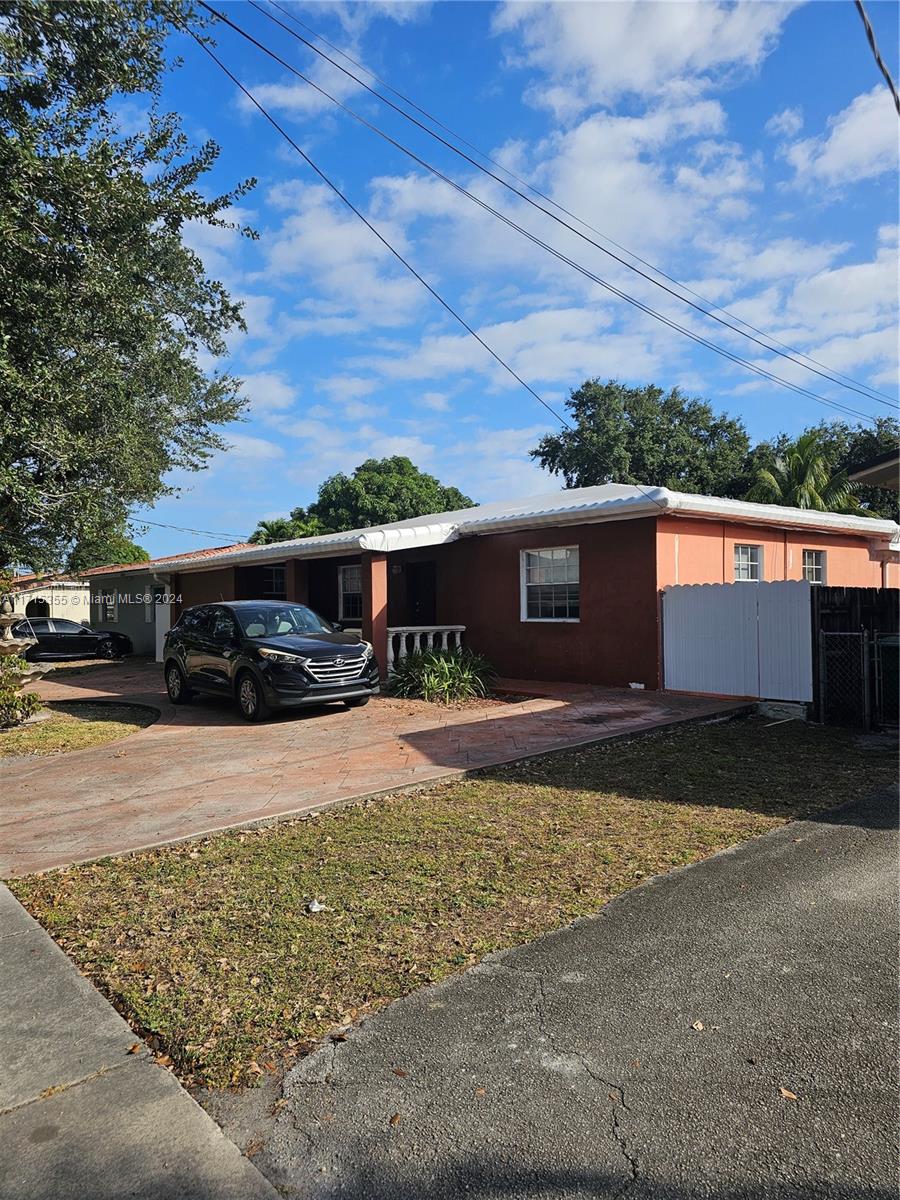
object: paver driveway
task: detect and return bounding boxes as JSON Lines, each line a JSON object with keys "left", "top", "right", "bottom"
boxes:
{"left": 2, "top": 662, "right": 736, "bottom": 877}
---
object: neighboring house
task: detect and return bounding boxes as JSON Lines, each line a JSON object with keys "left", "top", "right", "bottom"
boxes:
{"left": 10, "top": 573, "right": 91, "bottom": 624}
{"left": 87, "top": 485, "right": 900, "bottom": 686}
{"left": 84, "top": 544, "right": 252, "bottom": 658}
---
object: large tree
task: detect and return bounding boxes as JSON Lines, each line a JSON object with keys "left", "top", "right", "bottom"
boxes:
{"left": 0, "top": 1, "right": 254, "bottom": 572}
{"left": 66, "top": 524, "right": 149, "bottom": 572}
{"left": 531, "top": 380, "right": 750, "bottom": 496}
{"left": 249, "top": 457, "right": 474, "bottom": 542}
{"left": 744, "top": 418, "right": 898, "bottom": 520}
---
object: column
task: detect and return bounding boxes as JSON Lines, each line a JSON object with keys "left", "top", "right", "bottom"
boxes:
{"left": 286, "top": 559, "right": 309, "bottom": 604}
{"left": 361, "top": 551, "right": 388, "bottom": 679}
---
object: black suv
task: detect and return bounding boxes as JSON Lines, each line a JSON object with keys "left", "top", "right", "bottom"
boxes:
{"left": 163, "top": 601, "right": 380, "bottom": 722}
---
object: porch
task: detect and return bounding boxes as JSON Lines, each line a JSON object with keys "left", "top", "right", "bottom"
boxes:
{"left": 232, "top": 550, "right": 464, "bottom": 677}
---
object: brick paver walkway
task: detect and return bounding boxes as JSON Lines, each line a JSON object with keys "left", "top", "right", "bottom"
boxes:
{"left": 1, "top": 663, "right": 740, "bottom": 877}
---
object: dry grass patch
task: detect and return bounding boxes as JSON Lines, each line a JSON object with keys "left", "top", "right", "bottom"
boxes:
{"left": 10, "top": 716, "right": 895, "bottom": 1087}
{"left": 0, "top": 700, "right": 156, "bottom": 757}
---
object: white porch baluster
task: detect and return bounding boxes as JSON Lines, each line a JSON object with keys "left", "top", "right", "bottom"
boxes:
{"left": 384, "top": 625, "right": 467, "bottom": 673}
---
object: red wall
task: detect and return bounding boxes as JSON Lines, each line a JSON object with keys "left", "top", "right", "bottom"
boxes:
{"left": 170, "top": 566, "right": 235, "bottom": 620}
{"left": 436, "top": 518, "right": 661, "bottom": 688}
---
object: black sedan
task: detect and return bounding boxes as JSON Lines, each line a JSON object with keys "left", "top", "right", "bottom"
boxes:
{"left": 163, "top": 600, "right": 380, "bottom": 721}
{"left": 14, "top": 618, "right": 133, "bottom": 661}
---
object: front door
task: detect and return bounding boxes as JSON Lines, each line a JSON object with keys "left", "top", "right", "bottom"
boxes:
{"left": 405, "top": 561, "right": 436, "bottom": 625}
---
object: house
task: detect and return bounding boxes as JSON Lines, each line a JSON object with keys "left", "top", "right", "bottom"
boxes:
{"left": 88, "top": 485, "right": 900, "bottom": 688}
{"left": 85, "top": 544, "right": 252, "bottom": 658}
{"left": 9, "top": 573, "right": 91, "bottom": 623}
{"left": 86, "top": 484, "right": 900, "bottom": 686}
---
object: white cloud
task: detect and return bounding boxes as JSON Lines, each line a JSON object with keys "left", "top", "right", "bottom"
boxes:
{"left": 240, "top": 371, "right": 298, "bottom": 415}
{"left": 222, "top": 433, "right": 285, "bottom": 464}
{"left": 492, "top": 1, "right": 796, "bottom": 116}
{"left": 781, "top": 86, "right": 899, "bottom": 186}
{"left": 258, "top": 182, "right": 422, "bottom": 330}
{"left": 765, "top": 106, "right": 803, "bottom": 138}
{"left": 419, "top": 391, "right": 450, "bottom": 411}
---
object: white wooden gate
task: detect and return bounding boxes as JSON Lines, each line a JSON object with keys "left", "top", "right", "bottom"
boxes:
{"left": 662, "top": 581, "right": 813, "bottom": 701}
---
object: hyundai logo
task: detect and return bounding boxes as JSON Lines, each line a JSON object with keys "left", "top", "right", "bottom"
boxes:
{"left": 333, "top": 657, "right": 345, "bottom": 667}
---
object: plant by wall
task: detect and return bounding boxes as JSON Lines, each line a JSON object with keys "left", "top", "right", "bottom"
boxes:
{"left": 388, "top": 648, "right": 497, "bottom": 705}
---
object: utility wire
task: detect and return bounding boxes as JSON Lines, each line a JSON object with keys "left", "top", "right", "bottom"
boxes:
{"left": 197, "top": 2, "right": 878, "bottom": 425}
{"left": 267, "top": 0, "right": 897, "bottom": 408}
{"left": 855, "top": 0, "right": 900, "bottom": 116}
{"left": 252, "top": 0, "right": 896, "bottom": 411}
{"left": 179, "top": 29, "right": 675, "bottom": 509}
{"left": 135, "top": 519, "right": 249, "bottom": 541}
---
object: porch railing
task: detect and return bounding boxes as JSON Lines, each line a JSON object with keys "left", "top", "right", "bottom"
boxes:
{"left": 386, "top": 625, "right": 466, "bottom": 672}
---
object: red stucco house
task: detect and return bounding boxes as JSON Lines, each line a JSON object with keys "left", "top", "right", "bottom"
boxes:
{"left": 98, "top": 484, "right": 895, "bottom": 690}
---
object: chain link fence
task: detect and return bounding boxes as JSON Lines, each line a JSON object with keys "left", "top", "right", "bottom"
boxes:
{"left": 818, "top": 631, "right": 870, "bottom": 729}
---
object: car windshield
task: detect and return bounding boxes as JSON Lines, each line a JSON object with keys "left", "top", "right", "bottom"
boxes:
{"left": 235, "top": 605, "right": 335, "bottom": 639}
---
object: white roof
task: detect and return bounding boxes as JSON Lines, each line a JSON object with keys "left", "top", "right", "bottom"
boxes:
{"left": 146, "top": 484, "right": 899, "bottom": 573}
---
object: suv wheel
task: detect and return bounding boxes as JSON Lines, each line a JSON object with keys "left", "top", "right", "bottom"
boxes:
{"left": 166, "top": 662, "right": 193, "bottom": 704}
{"left": 237, "top": 671, "right": 271, "bottom": 722}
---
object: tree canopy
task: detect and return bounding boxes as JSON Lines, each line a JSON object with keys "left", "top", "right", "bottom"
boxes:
{"left": 743, "top": 418, "right": 898, "bottom": 520}
{"left": 530, "top": 380, "right": 751, "bottom": 496}
{"left": 531, "top": 379, "right": 898, "bottom": 518}
{"left": 0, "top": 1, "right": 254, "bottom": 572}
{"left": 745, "top": 429, "right": 868, "bottom": 515}
{"left": 66, "top": 525, "right": 149, "bottom": 573}
{"left": 249, "top": 457, "right": 475, "bottom": 543}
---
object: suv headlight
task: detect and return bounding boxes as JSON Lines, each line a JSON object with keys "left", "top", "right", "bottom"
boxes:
{"left": 258, "top": 647, "right": 310, "bottom": 664}
{"left": 361, "top": 640, "right": 374, "bottom": 658}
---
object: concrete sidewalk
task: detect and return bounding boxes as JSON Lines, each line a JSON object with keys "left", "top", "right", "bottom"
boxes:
{"left": 0, "top": 885, "right": 278, "bottom": 1200}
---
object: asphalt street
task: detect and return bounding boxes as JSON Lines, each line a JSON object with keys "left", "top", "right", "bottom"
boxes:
{"left": 217, "top": 786, "right": 899, "bottom": 1200}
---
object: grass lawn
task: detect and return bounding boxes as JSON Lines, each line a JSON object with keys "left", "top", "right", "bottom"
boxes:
{"left": 0, "top": 700, "right": 156, "bottom": 757}
{"left": 10, "top": 716, "right": 895, "bottom": 1088}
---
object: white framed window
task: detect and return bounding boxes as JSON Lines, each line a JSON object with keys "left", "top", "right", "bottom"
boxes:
{"left": 339, "top": 564, "right": 363, "bottom": 622}
{"left": 802, "top": 549, "right": 826, "bottom": 584}
{"left": 734, "top": 544, "right": 763, "bottom": 582}
{"left": 520, "top": 546, "right": 580, "bottom": 622}
{"left": 101, "top": 592, "right": 118, "bottom": 623}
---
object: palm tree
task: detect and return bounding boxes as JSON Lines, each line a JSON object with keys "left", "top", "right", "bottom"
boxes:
{"left": 746, "top": 431, "right": 871, "bottom": 515}
{"left": 248, "top": 518, "right": 298, "bottom": 545}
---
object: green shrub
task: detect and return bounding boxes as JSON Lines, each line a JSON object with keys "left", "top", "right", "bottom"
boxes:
{"left": 388, "top": 647, "right": 497, "bottom": 704}
{"left": 0, "top": 655, "right": 41, "bottom": 727}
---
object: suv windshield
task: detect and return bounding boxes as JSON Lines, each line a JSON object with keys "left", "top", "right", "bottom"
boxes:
{"left": 235, "top": 605, "right": 335, "bottom": 638}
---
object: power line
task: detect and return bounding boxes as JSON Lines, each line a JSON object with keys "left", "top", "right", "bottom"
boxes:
{"left": 855, "top": 0, "right": 900, "bottom": 116}
{"left": 134, "top": 518, "right": 249, "bottom": 541}
{"left": 198, "top": 2, "right": 878, "bottom": 425}
{"left": 252, "top": 0, "right": 897, "bottom": 412}
{"left": 179, "top": 29, "right": 674, "bottom": 510}
{"left": 267, "top": 0, "right": 897, "bottom": 408}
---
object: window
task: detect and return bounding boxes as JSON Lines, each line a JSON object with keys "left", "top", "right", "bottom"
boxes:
{"left": 100, "top": 592, "right": 118, "bottom": 622}
{"left": 521, "top": 547, "right": 580, "bottom": 621}
{"left": 262, "top": 565, "right": 286, "bottom": 600}
{"left": 209, "top": 608, "right": 238, "bottom": 643}
{"left": 52, "top": 620, "right": 86, "bottom": 634}
{"left": 734, "top": 544, "right": 763, "bottom": 582}
{"left": 802, "top": 549, "right": 826, "bottom": 584}
{"left": 339, "top": 565, "right": 363, "bottom": 622}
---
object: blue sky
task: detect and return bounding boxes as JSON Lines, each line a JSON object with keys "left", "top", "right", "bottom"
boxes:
{"left": 135, "top": 0, "right": 900, "bottom": 556}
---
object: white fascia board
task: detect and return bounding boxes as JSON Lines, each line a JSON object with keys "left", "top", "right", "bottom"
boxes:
{"left": 458, "top": 490, "right": 667, "bottom": 536}
{"left": 663, "top": 491, "right": 899, "bottom": 539}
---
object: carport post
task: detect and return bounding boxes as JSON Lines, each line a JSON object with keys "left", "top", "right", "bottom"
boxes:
{"left": 361, "top": 551, "right": 388, "bottom": 679}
